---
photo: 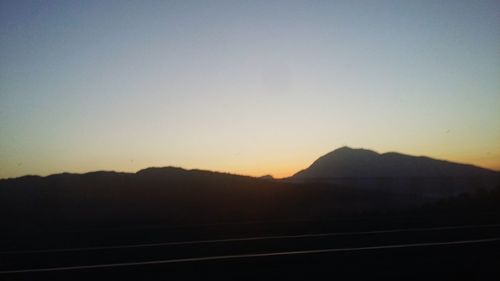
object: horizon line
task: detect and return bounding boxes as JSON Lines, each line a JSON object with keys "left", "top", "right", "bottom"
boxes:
{"left": 2, "top": 146, "right": 499, "bottom": 180}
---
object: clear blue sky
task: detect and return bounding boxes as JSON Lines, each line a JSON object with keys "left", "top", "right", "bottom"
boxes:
{"left": 1, "top": 0, "right": 499, "bottom": 178}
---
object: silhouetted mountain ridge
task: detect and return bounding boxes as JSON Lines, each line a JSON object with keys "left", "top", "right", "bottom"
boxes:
{"left": 0, "top": 167, "right": 249, "bottom": 186}
{"left": 0, "top": 163, "right": 430, "bottom": 233}
{"left": 289, "top": 147, "right": 499, "bottom": 197}
{"left": 1, "top": 147, "right": 499, "bottom": 233}
{"left": 292, "top": 146, "right": 498, "bottom": 179}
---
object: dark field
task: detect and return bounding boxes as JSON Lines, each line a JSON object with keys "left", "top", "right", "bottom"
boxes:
{"left": 2, "top": 212, "right": 500, "bottom": 281}
{"left": 1, "top": 170, "right": 499, "bottom": 280}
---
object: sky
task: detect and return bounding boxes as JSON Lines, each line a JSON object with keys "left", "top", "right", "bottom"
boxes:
{"left": 1, "top": 0, "right": 499, "bottom": 179}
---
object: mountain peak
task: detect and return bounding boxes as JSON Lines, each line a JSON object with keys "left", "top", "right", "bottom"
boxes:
{"left": 293, "top": 146, "right": 499, "bottom": 180}
{"left": 259, "top": 175, "right": 275, "bottom": 180}
{"left": 136, "top": 166, "right": 189, "bottom": 177}
{"left": 323, "top": 146, "right": 379, "bottom": 158}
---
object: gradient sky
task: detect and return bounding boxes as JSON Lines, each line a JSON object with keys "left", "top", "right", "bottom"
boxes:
{"left": 1, "top": 0, "right": 499, "bottom": 179}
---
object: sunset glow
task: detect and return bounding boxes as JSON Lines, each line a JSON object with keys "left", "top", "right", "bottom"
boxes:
{"left": 1, "top": 1, "right": 499, "bottom": 179}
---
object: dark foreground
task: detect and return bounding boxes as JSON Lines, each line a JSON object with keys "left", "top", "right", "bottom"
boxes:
{"left": 3, "top": 239, "right": 500, "bottom": 281}
{"left": 2, "top": 215, "right": 500, "bottom": 281}
{"left": 2, "top": 180, "right": 499, "bottom": 280}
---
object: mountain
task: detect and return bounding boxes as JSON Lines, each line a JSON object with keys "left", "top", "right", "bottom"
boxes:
{"left": 1, "top": 148, "right": 499, "bottom": 233}
{"left": 291, "top": 146, "right": 500, "bottom": 196}
{"left": 259, "top": 175, "right": 275, "bottom": 180}
{"left": 293, "top": 146, "right": 498, "bottom": 179}
{"left": 0, "top": 166, "right": 423, "bottom": 233}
